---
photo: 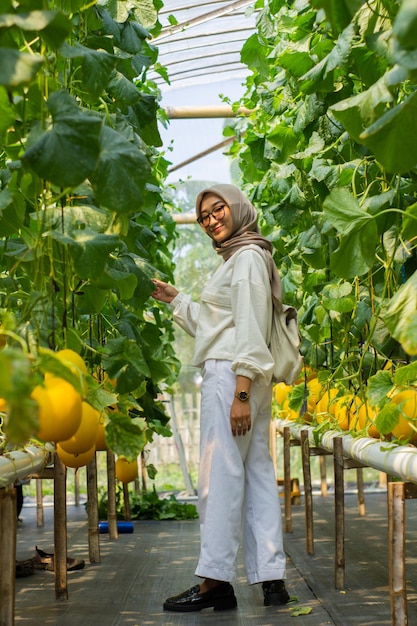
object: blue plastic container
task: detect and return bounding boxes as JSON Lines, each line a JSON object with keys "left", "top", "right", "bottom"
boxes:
{"left": 98, "top": 521, "right": 134, "bottom": 534}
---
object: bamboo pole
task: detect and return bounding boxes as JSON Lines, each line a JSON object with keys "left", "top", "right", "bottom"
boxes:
{"left": 123, "top": 483, "right": 131, "bottom": 521}
{"left": 74, "top": 469, "right": 80, "bottom": 507}
{"left": 164, "top": 105, "right": 253, "bottom": 119}
{"left": 172, "top": 213, "right": 197, "bottom": 225}
{"left": 140, "top": 451, "right": 147, "bottom": 493}
{"left": 0, "top": 485, "right": 16, "bottom": 626}
{"left": 300, "top": 429, "right": 314, "bottom": 555}
{"left": 86, "top": 454, "right": 100, "bottom": 563}
{"left": 283, "top": 426, "right": 292, "bottom": 533}
{"left": 270, "top": 421, "right": 277, "bottom": 479}
{"left": 53, "top": 454, "right": 68, "bottom": 600}
{"left": 168, "top": 137, "right": 235, "bottom": 174}
{"left": 379, "top": 471, "right": 387, "bottom": 489}
{"left": 36, "top": 478, "right": 44, "bottom": 527}
{"left": 319, "top": 455, "right": 328, "bottom": 497}
{"left": 106, "top": 450, "right": 118, "bottom": 540}
{"left": 389, "top": 482, "right": 408, "bottom": 625}
{"left": 333, "top": 437, "right": 345, "bottom": 590}
{"left": 168, "top": 397, "right": 195, "bottom": 496}
{"left": 357, "top": 467, "right": 366, "bottom": 516}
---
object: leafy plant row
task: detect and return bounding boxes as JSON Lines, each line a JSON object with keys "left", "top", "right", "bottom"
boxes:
{"left": 0, "top": 0, "right": 178, "bottom": 460}
{"left": 98, "top": 484, "right": 198, "bottom": 521}
{"left": 230, "top": 0, "right": 417, "bottom": 437}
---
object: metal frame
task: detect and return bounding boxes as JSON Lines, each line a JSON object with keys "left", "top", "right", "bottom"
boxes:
{"left": 149, "top": 1, "right": 258, "bottom": 88}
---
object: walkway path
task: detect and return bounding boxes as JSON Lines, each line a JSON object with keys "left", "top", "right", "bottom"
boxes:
{"left": 14, "top": 490, "right": 417, "bottom": 625}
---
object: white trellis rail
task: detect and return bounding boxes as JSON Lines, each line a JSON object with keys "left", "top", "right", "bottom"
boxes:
{"left": 275, "top": 419, "right": 417, "bottom": 484}
{"left": 0, "top": 442, "right": 54, "bottom": 488}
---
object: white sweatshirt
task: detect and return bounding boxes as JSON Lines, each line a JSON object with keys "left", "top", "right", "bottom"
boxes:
{"left": 170, "top": 245, "right": 275, "bottom": 385}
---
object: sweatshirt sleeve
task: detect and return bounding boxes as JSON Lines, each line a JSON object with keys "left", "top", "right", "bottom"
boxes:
{"left": 230, "top": 249, "right": 275, "bottom": 384}
{"left": 169, "top": 291, "right": 200, "bottom": 338}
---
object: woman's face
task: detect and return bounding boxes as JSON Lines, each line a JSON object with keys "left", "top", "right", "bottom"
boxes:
{"left": 199, "top": 193, "right": 233, "bottom": 243}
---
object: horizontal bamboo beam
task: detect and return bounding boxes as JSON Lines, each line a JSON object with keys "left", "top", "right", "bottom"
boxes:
{"left": 172, "top": 213, "right": 197, "bottom": 224}
{"left": 164, "top": 105, "right": 253, "bottom": 119}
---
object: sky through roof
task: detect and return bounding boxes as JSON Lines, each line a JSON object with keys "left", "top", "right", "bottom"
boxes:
{"left": 152, "top": 1, "right": 258, "bottom": 184}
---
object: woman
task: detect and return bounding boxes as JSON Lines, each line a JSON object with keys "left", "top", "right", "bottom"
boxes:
{"left": 152, "top": 184, "right": 290, "bottom": 612}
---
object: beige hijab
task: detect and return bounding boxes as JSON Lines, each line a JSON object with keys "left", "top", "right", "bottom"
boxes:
{"left": 195, "top": 184, "right": 284, "bottom": 308}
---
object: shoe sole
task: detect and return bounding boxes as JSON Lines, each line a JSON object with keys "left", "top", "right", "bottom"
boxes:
{"left": 163, "top": 598, "right": 237, "bottom": 612}
{"left": 264, "top": 594, "right": 290, "bottom": 606}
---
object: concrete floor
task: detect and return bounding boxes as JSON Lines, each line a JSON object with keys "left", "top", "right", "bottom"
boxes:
{"left": 13, "top": 489, "right": 417, "bottom": 625}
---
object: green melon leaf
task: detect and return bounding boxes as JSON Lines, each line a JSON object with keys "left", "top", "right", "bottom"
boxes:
{"left": 90, "top": 125, "right": 151, "bottom": 213}
{"left": 394, "top": 362, "right": 417, "bottom": 386}
{"left": 382, "top": 271, "right": 417, "bottom": 355}
{"left": 0, "top": 10, "right": 71, "bottom": 48}
{"left": 375, "top": 404, "right": 400, "bottom": 435}
{"left": 0, "top": 49, "right": 44, "bottom": 88}
{"left": 392, "top": 0, "right": 417, "bottom": 51}
{"left": 360, "top": 91, "right": 417, "bottom": 174}
{"left": 22, "top": 91, "right": 102, "bottom": 188}
{"left": 106, "top": 413, "right": 147, "bottom": 460}
{"left": 367, "top": 371, "right": 394, "bottom": 407}
{"left": 60, "top": 42, "right": 116, "bottom": 97}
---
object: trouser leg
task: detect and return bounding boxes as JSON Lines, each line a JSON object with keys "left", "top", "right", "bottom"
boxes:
{"left": 195, "top": 360, "right": 286, "bottom": 584}
{"left": 195, "top": 360, "right": 243, "bottom": 582}
{"left": 242, "top": 387, "right": 286, "bottom": 584}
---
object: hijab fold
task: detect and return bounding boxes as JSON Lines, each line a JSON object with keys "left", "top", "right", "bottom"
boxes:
{"left": 195, "top": 184, "right": 283, "bottom": 310}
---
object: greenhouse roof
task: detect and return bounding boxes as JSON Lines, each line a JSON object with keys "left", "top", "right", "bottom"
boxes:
{"left": 151, "top": 0, "right": 258, "bottom": 91}
{"left": 152, "top": 1, "right": 258, "bottom": 183}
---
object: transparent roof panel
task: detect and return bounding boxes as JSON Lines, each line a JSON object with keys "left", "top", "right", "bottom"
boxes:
{"left": 153, "top": 2, "right": 258, "bottom": 184}
{"left": 151, "top": 0, "right": 258, "bottom": 90}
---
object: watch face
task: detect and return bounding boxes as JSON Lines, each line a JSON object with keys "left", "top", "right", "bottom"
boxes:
{"left": 237, "top": 391, "right": 249, "bottom": 401}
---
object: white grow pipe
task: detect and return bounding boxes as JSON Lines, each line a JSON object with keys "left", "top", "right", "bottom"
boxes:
{"left": 275, "top": 419, "right": 417, "bottom": 485}
{"left": 0, "top": 443, "right": 54, "bottom": 489}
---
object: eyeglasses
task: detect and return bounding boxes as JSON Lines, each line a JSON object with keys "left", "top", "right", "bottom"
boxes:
{"left": 197, "top": 204, "right": 226, "bottom": 228}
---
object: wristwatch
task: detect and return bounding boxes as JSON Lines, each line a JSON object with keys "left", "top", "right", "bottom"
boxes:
{"left": 235, "top": 390, "right": 250, "bottom": 402}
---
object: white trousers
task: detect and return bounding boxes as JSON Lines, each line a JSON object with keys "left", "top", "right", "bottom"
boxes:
{"left": 195, "top": 359, "right": 286, "bottom": 585}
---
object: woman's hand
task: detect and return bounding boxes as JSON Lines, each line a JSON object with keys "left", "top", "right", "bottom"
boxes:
{"left": 231, "top": 398, "right": 251, "bottom": 436}
{"left": 151, "top": 279, "right": 179, "bottom": 304}
{"left": 231, "top": 375, "right": 252, "bottom": 436}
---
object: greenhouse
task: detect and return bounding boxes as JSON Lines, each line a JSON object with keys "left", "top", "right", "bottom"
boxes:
{"left": 1, "top": 1, "right": 417, "bottom": 624}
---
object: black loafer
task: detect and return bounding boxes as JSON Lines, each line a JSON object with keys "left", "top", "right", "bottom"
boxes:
{"left": 163, "top": 582, "right": 237, "bottom": 612}
{"left": 262, "top": 579, "right": 290, "bottom": 606}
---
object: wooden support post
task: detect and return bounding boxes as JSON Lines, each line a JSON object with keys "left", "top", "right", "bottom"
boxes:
{"left": 168, "top": 396, "right": 195, "bottom": 495}
{"left": 54, "top": 453, "right": 68, "bottom": 600}
{"left": 0, "top": 485, "right": 17, "bottom": 626}
{"left": 356, "top": 467, "right": 366, "bottom": 516}
{"left": 319, "top": 455, "right": 328, "bottom": 496}
{"left": 140, "top": 452, "right": 147, "bottom": 492}
{"left": 379, "top": 471, "right": 387, "bottom": 490}
{"left": 86, "top": 454, "right": 100, "bottom": 564}
{"left": 333, "top": 437, "right": 345, "bottom": 589}
{"left": 300, "top": 429, "right": 314, "bottom": 555}
{"left": 106, "top": 450, "right": 118, "bottom": 540}
{"left": 270, "top": 421, "right": 277, "bottom": 478}
{"left": 388, "top": 482, "right": 408, "bottom": 626}
{"left": 283, "top": 426, "right": 292, "bottom": 533}
{"left": 123, "top": 483, "right": 131, "bottom": 521}
{"left": 36, "top": 478, "right": 44, "bottom": 527}
{"left": 74, "top": 468, "right": 80, "bottom": 507}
